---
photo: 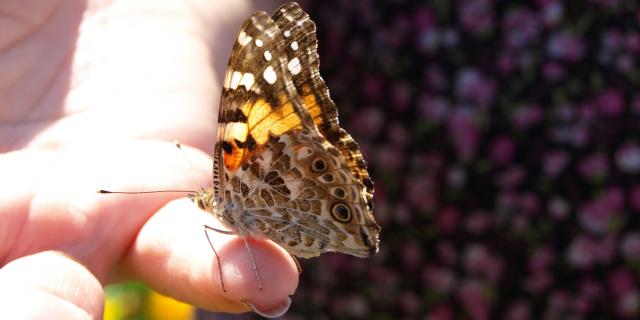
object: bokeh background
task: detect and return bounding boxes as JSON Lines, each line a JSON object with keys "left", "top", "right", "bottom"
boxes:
{"left": 105, "top": 0, "right": 640, "bottom": 319}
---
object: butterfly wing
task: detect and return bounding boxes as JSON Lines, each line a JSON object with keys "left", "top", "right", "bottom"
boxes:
{"left": 210, "top": 4, "right": 379, "bottom": 258}
{"left": 213, "top": 10, "right": 315, "bottom": 201}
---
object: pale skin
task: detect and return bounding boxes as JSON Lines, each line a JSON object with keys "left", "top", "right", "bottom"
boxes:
{"left": 0, "top": 0, "right": 299, "bottom": 318}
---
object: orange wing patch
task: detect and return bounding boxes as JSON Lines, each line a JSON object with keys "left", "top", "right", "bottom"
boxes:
{"left": 222, "top": 95, "right": 322, "bottom": 171}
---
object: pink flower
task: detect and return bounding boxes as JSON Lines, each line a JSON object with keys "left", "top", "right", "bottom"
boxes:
{"left": 426, "top": 304, "right": 454, "bottom": 320}
{"left": 352, "top": 107, "right": 384, "bottom": 137}
{"left": 437, "top": 241, "right": 459, "bottom": 266}
{"left": 524, "top": 270, "right": 553, "bottom": 293}
{"left": 400, "top": 291, "right": 421, "bottom": 315}
{"left": 489, "top": 136, "right": 516, "bottom": 165}
{"left": 457, "top": 279, "right": 492, "bottom": 320}
{"left": 463, "top": 244, "right": 504, "bottom": 282}
{"left": 455, "top": 69, "right": 496, "bottom": 106}
{"left": 548, "top": 196, "right": 571, "bottom": 220}
{"left": 436, "top": 206, "right": 460, "bottom": 233}
{"left": 423, "top": 264, "right": 458, "bottom": 294}
{"left": 504, "top": 300, "right": 531, "bottom": 320}
{"left": 459, "top": 0, "right": 495, "bottom": 35}
{"left": 543, "top": 150, "right": 569, "bottom": 178}
{"left": 448, "top": 110, "right": 480, "bottom": 160}
{"left": 512, "top": 105, "right": 544, "bottom": 130}
{"left": 597, "top": 89, "right": 625, "bottom": 117}
{"left": 446, "top": 165, "right": 467, "bottom": 189}
{"left": 404, "top": 173, "right": 438, "bottom": 211}
{"left": 566, "top": 235, "right": 598, "bottom": 269}
{"left": 578, "top": 188, "right": 624, "bottom": 234}
{"left": 617, "top": 290, "right": 640, "bottom": 318}
{"left": 529, "top": 246, "right": 556, "bottom": 272}
{"left": 401, "top": 240, "right": 423, "bottom": 271}
{"left": 616, "top": 142, "right": 640, "bottom": 173}
{"left": 465, "top": 211, "right": 492, "bottom": 234}
{"left": 608, "top": 267, "right": 636, "bottom": 297}
{"left": 621, "top": 232, "right": 640, "bottom": 261}
{"left": 578, "top": 152, "right": 609, "bottom": 180}
{"left": 497, "top": 166, "right": 525, "bottom": 189}
{"left": 547, "top": 31, "right": 585, "bottom": 62}
{"left": 543, "top": 61, "right": 566, "bottom": 81}
{"left": 392, "top": 81, "right": 412, "bottom": 112}
{"left": 630, "top": 185, "right": 640, "bottom": 213}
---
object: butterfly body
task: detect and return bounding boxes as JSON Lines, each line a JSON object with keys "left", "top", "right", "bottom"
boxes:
{"left": 192, "top": 3, "right": 380, "bottom": 262}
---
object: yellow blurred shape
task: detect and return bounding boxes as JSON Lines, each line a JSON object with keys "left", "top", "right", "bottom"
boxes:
{"left": 146, "top": 290, "right": 195, "bottom": 320}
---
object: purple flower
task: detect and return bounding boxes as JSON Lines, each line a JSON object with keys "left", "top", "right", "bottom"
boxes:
{"left": 529, "top": 246, "right": 556, "bottom": 272}
{"left": 608, "top": 268, "right": 637, "bottom": 297}
{"left": 465, "top": 211, "right": 492, "bottom": 234}
{"left": 459, "top": 0, "right": 495, "bottom": 35}
{"left": 548, "top": 196, "right": 571, "bottom": 220}
{"left": 578, "top": 188, "right": 624, "bottom": 235}
{"left": 547, "top": 31, "right": 585, "bottom": 62}
{"left": 597, "top": 89, "right": 625, "bottom": 117}
{"left": 566, "top": 235, "right": 598, "bottom": 269}
{"left": 455, "top": 69, "right": 496, "bottom": 107}
{"left": 504, "top": 300, "right": 531, "bottom": 320}
{"left": 539, "top": 1, "right": 564, "bottom": 26}
{"left": 616, "top": 142, "right": 640, "bottom": 173}
{"left": 578, "top": 152, "right": 609, "bottom": 180}
{"left": 503, "top": 8, "right": 540, "bottom": 50}
{"left": 419, "top": 94, "right": 450, "bottom": 124}
{"left": 462, "top": 244, "right": 504, "bottom": 283}
{"left": 497, "top": 166, "right": 525, "bottom": 190}
{"left": 448, "top": 109, "right": 480, "bottom": 160}
{"left": 457, "top": 279, "right": 492, "bottom": 320}
{"left": 620, "top": 232, "right": 640, "bottom": 261}
{"left": 630, "top": 185, "right": 640, "bottom": 213}
{"left": 436, "top": 206, "right": 461, "bottom": 234}
{"left": 524, "top": 270, "right": 553, "bottom": 293}
{"left": 512, "top": 104, "right": 544, "bottom": 130}
{"left": 543, "top": 150, "right": 570, "bottom": 178}
{"left": 423, "top": 264, "right": 458, "bottom": 294}
{"left": 489, "top": 136, "right": 516, "bottom": 165}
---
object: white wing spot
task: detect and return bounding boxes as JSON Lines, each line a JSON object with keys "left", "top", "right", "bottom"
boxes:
{"left": 255, "top": 39, "right": 263, "bottom": 47}
{"left": 239, "top": 72, "right": 255, "bottom": 90}
{"left": 283, "top": 30, "right": 291, "bottom": 38}
{"left": 263, "top": 50, "right": 272, "bottom": 62}
{"left": 229, "top": 71, "right": 242, "bottom": 89}
{"left": 238, "top": 31, "right": 253, "bottom": 46}
{"left": 287, "top": 57, "right": 301, "bottom": 75}
{"left": 291, "top": 41, "right": 299, "bottom": 51}
{"left": 223, "top": 69, "right": 232, "bottom": 88}
{"left": 263, "top": 66, "right": 277, "bottom": 84}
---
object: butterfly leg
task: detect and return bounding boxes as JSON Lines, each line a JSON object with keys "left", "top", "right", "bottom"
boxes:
{"left": 204, "top": 225, "right": 235, "bottom": 293}
{"left": 242, "top": 238, "right": 264, "bottom": 291}
{"left": 289, "top": 253, "right": 302, "bottom": 274}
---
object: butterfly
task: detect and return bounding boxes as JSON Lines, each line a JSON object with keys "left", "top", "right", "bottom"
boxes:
{"left": 187, "top": 2, "right": 380, "bottom": 293}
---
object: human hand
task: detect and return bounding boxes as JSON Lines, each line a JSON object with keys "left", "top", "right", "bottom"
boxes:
{"left": 0, "top": 0, "right": 298, "bottom": 318}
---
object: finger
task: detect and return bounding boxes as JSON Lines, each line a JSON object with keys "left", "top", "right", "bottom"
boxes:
{"left": 0, "top": 251, "right": 103, "bottom": 319}
{"left": 119, "top": 198, "right": 298, "bottom": 317}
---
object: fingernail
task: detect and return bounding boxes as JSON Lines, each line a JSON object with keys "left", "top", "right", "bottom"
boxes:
{"left": 242, "top": 296, "right": 292, "bottom": 318}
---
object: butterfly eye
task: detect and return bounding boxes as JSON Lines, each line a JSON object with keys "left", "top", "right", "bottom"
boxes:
{"left": 332, "top": 187, "right": 346, "bottom": 199}
{"left": 331, "top": 203, "right": 351, "bottom": 223}
{"left": 311, "top": 158, "right": 327, "bottom": 172}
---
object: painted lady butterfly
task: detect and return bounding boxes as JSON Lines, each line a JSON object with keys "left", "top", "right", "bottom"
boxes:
{"left": 189, "top": 2, "right": 381, "bottom": 292}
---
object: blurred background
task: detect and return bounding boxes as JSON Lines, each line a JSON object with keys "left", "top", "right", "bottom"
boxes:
{"left": 105, "top": 0, "right": 640, "bottom": 319}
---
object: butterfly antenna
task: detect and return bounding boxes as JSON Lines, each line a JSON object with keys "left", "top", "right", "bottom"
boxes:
{"left": 174, "top": 140, "right": 206, "bottom": 190}
{"left": 98, "top": 189, "right": 196, "bottom": 194}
